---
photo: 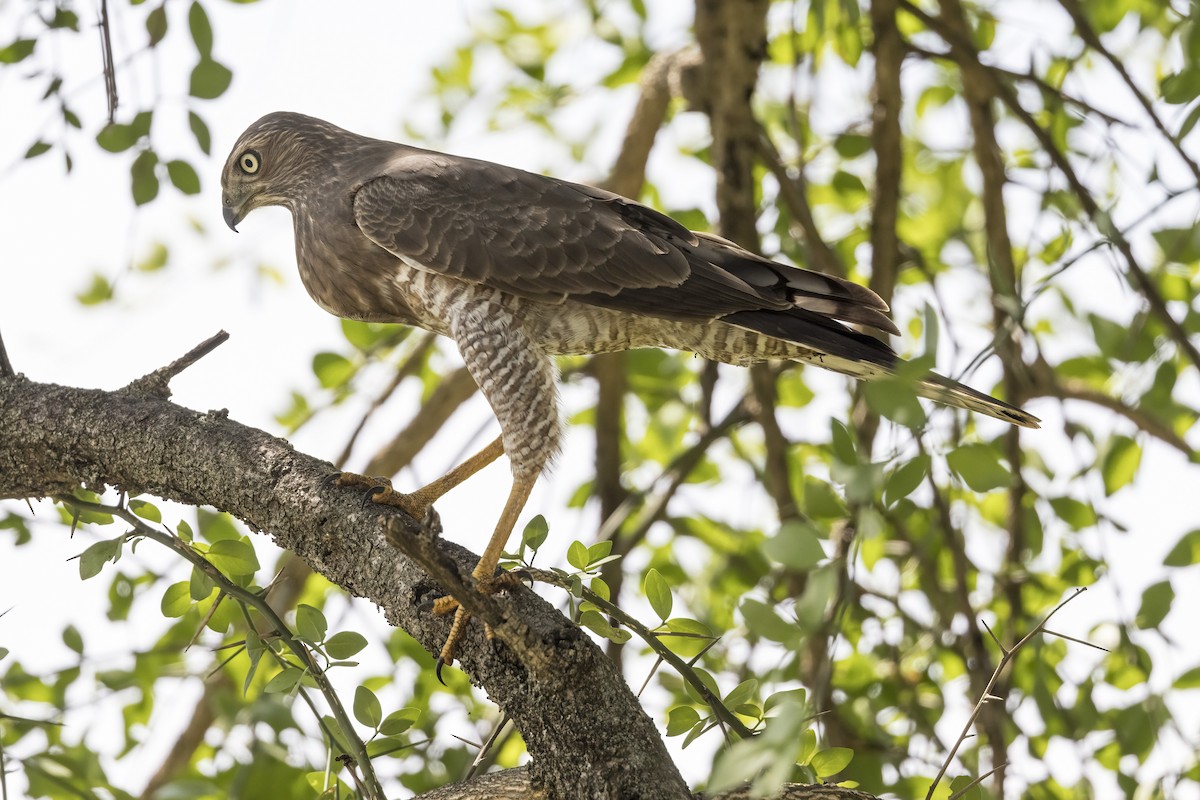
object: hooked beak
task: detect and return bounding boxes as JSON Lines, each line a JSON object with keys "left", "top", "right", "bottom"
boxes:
{"left": 222, "top": 196, "right": 243, "bottom": 232}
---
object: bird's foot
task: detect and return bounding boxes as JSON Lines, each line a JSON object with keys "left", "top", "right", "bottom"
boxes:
{"left": 324, "top": 472, "right": 432, "bottom": 519}
{"left": 426, "top": 572, "right": 525, "bottom": 682}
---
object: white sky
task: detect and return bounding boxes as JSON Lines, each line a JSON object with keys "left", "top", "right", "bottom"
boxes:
{"left": 1, "top": 1, "right": 1198, "bottom": 798}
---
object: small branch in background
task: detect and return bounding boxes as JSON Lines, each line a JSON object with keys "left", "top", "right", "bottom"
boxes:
{"left": 0, "top": 328, "right": 14, "bottom": 378}
{"left": 868, "top": 0, "right": 903, "bottom": 309}
{"left": 748, "top": 364, "right": 798, "bottom": 521}
{"left": 597, "top": 399, "right": 751, "bottom": 544}
{"left": 334, "top": 332, "right": 438, "bottom": 469}
{"left": 59, "top": 496, "right": 385, "bottom": 800}
{"left": 925, "top": 587, "right": 1089, "bottom": 800}
{"left": 754, "top": 127, "right": 847, "bottom": 278}
{"left": 363, "top": 364, "right": 478, "bottom": 477}
{"left": 122, "top": 330, "right": 230, "bottom": 399}
{"left": 98, "top": 0, "right": 118, "bottom": 123}
{"left": 898, "top": 0, "right": 1200, "bottom": 373}
{"left": 1058, "top": 0, "right": 1200, "bottom": 186}
{"left": 905, "top": 44, "right": 1129, "bottom": 128}
{"left": 520, "top": 567, "right": 754, "bottom": 740}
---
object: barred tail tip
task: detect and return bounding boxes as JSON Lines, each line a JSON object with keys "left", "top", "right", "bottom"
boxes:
{"left": 918, "top": 374, "right": 1040, "bottom": 429}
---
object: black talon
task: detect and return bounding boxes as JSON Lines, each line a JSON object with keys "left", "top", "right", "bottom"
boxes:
{"left": 320, "top": 472, "right": 343, "bottom": 489}
{"left": 361, "top": 484, "right": 389, "bottom": 509}
{"left": 435, "top": 656, "right": 448, "bottom": 685}
{"left": 418, "top": 598, "right": 437, "bottom": 614}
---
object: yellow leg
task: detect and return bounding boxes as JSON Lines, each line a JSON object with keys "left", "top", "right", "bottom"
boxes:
{"left": 333, "top": 435, "right": 505, "bottom": 517}
{"left": 433, "top": 473, "right": 538, "bottom": 676}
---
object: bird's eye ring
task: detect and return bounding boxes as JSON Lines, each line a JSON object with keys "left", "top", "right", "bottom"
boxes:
{"left": 238, "top": 150, "right": 261, "bottom": 175}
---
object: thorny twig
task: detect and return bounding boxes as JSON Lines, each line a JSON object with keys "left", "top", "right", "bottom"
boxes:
{"left": 926, "top": 587, "right": 1089, "bottom": 800}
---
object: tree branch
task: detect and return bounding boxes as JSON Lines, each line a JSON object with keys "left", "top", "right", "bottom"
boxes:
{"left": 0, "top": 373, "right": 689, "bottom": 799}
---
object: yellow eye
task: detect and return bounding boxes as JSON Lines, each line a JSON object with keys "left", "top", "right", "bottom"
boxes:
{"left": 238, "top": 150, "right": 261, "bottom": 175}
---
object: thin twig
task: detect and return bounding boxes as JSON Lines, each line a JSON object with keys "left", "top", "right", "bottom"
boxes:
{"left": 122, "top": 330, "right": 231, "bottom": 399}
{"left": 0, "top": 329, "right": 13, "bottom": 378}
{"left": 948, "top": 763, "right": 1008, "bottom": 800}
{"left": 1058, "top": 0, "right": 1200, "bottom": 185}
{"left": 334, "top": 332, "right": 437, "bottom": 469}
{"left": 98, "top": 0, "right": 118, "bottom": 123}
{"left": 898, "top": 0, "right": 1200, "bottom": 373}
{"left": 464, "top": 714, "right": 512, "bottom": 780}
{"left": 521, "top": 567, "right": 754, "bottom": 740}
{"left": 925, "top": 587, "right": 1088, "bottom": 800}
{"left": 58, "top": 496, "right": 385, "bottom": 800}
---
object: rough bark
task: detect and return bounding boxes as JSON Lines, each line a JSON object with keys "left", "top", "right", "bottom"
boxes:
{"left": 0, "top": 365, "right": 886, "bottom": 800}
{"left": 0, "top": 370, "right": 688, "bottom": 800}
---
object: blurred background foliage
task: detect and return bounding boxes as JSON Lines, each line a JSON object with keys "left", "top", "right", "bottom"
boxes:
{"left": 1, "top": 0, "right": 1199, "bottom": 798}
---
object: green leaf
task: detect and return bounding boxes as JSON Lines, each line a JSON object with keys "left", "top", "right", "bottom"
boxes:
{"left": 166, "top": 160, "right": 201, "bottom": 194}
{"left": 0, "top": 39, "right": 36, "bottom": 64}
{"left": 830, "top": 419, "right": 857, "bottom": 465}
{"left": 863, "top": 378, "right": 927, "bottom": 429}
{"left": 1135, "top": 580, "right": 1173, "bottom": 629}
{"left": 187, "top": 1, "right": 213, "bottom": 56}
{"left": 79, "top": 538, "right": 121, "bottom": 579}
{"left": 666, "top": 706, "right": 701, "bottom": 736}
{"left": 1162, "top": 68, "right": 1200, "bottom": 104}
{"left": 188, "top": 111, "right": 212, "bottom": 154}
{"left": 326, "top": 631, "right": 368, "bottom": 659}
{"left": 811, "top": 746, "right": 853, "bottom": 777}
{"left": 62, "top": 625, "right": 84, "bottom": 655}
{"left": 1101, "top": 435, "right": 1141, "bottom": 496}
{"left": 724, "top": 678, "right": 758, "bottom": 710}
{"left": 763, "top": 520, "right": 825, "bottom": 570}
{"left": 129, "top": 499, "right": 161, "bottom": 523}
{"left": 379, "top": 707, "right": 420, "bottom": 736}
{"left": 566, "top": 540, "right": 589, "bottom": 570}
{"left": 946, "top": 443, "right": 1011, "bottom": 492}
{"left": 353, "top": 685, "right": 382, "bottom": 728}
{"left": 206, "top": 539, "right": 260, "bottom": 578}
{"left": 264, "top": 666, "right": 304, "bottom": 694}
{"left": 136, "top": 242, "right": 169, "bottom": 272}
{"left": 24, "top": 140, "right": 51, "bottom": 159}
{"left": 189, "top": 57, "right": 233, "bottom": 99}
{"left": 146, "top": 5, "right": 168, "bottom": 46}
{"left": 76, "top": 273, "right": 114, "bottom": 306}
{"left": 312, "top": 352, "right": 355, "bottom": 389}
{"left": 884, "top": 455, "right": 929, "bottom": 506}
{"left": 1165, "top": 529, "right": 1200, "bottom": 567}
{"left": 189, "top": 564, "right": 214, "bottom": 600}
{"left": 741, "top": 599, "right": 796, "bottom": 643}
{"left": 295, "top": 604, "right": 328, "bottom": 643}
{"left": 131, "top": 149, "right": 160, "bottom": 206}
{"left": 160, "top": 581, "right": 192, "bottom": 617}
{"left": 96, "top": 122, "right": 135, "bottom": 154}
{"left": 579, "top": 609, "right": 631, "bottom": 643}
{"left": 521, "top": 514, "right": 549, "bottom": 551}
{"left": 644, "top": 568, "right": 672, "bottom": 621}
{"left": 1174, "top": 666, "right": 1200, "bottom": 689}
{"left": 244, "top": 629, "right": 264, "bottom": 693}
{"left": 586, "top": 540, "right": 612, "bottom": 567}
{"left": 1049, "top": 496, "right": 1098, "bottom": 531}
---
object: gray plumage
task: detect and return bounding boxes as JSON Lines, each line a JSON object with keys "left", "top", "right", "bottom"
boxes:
{"left": 221, "top": 111, "right": 1038, "bottom": 484}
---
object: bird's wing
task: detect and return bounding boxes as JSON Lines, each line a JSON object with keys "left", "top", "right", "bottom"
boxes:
{"left": 353, "top": 151, "right": 696, "bottom": 298}
{"left": 353, "top": 150, "right": 898, "bottom": 335}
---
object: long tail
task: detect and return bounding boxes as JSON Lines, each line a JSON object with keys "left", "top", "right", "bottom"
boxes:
{"left": 722, "top": 308, "right": 1040, "bottom": 429}
{"left": 917, "top": 373, "right": 1040, "bottom": 429}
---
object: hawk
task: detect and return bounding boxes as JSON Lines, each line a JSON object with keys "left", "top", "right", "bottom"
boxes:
{"left": 221, "top": 112, "right": 1038, "bottom": 670}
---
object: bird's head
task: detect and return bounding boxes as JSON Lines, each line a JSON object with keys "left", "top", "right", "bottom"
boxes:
{"left": 221, "top": 111, "right": 348, "bottom": 231}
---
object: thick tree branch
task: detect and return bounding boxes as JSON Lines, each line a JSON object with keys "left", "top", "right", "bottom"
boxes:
{"left": 0, "top": 372, "right": 689, "bottom": 799}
